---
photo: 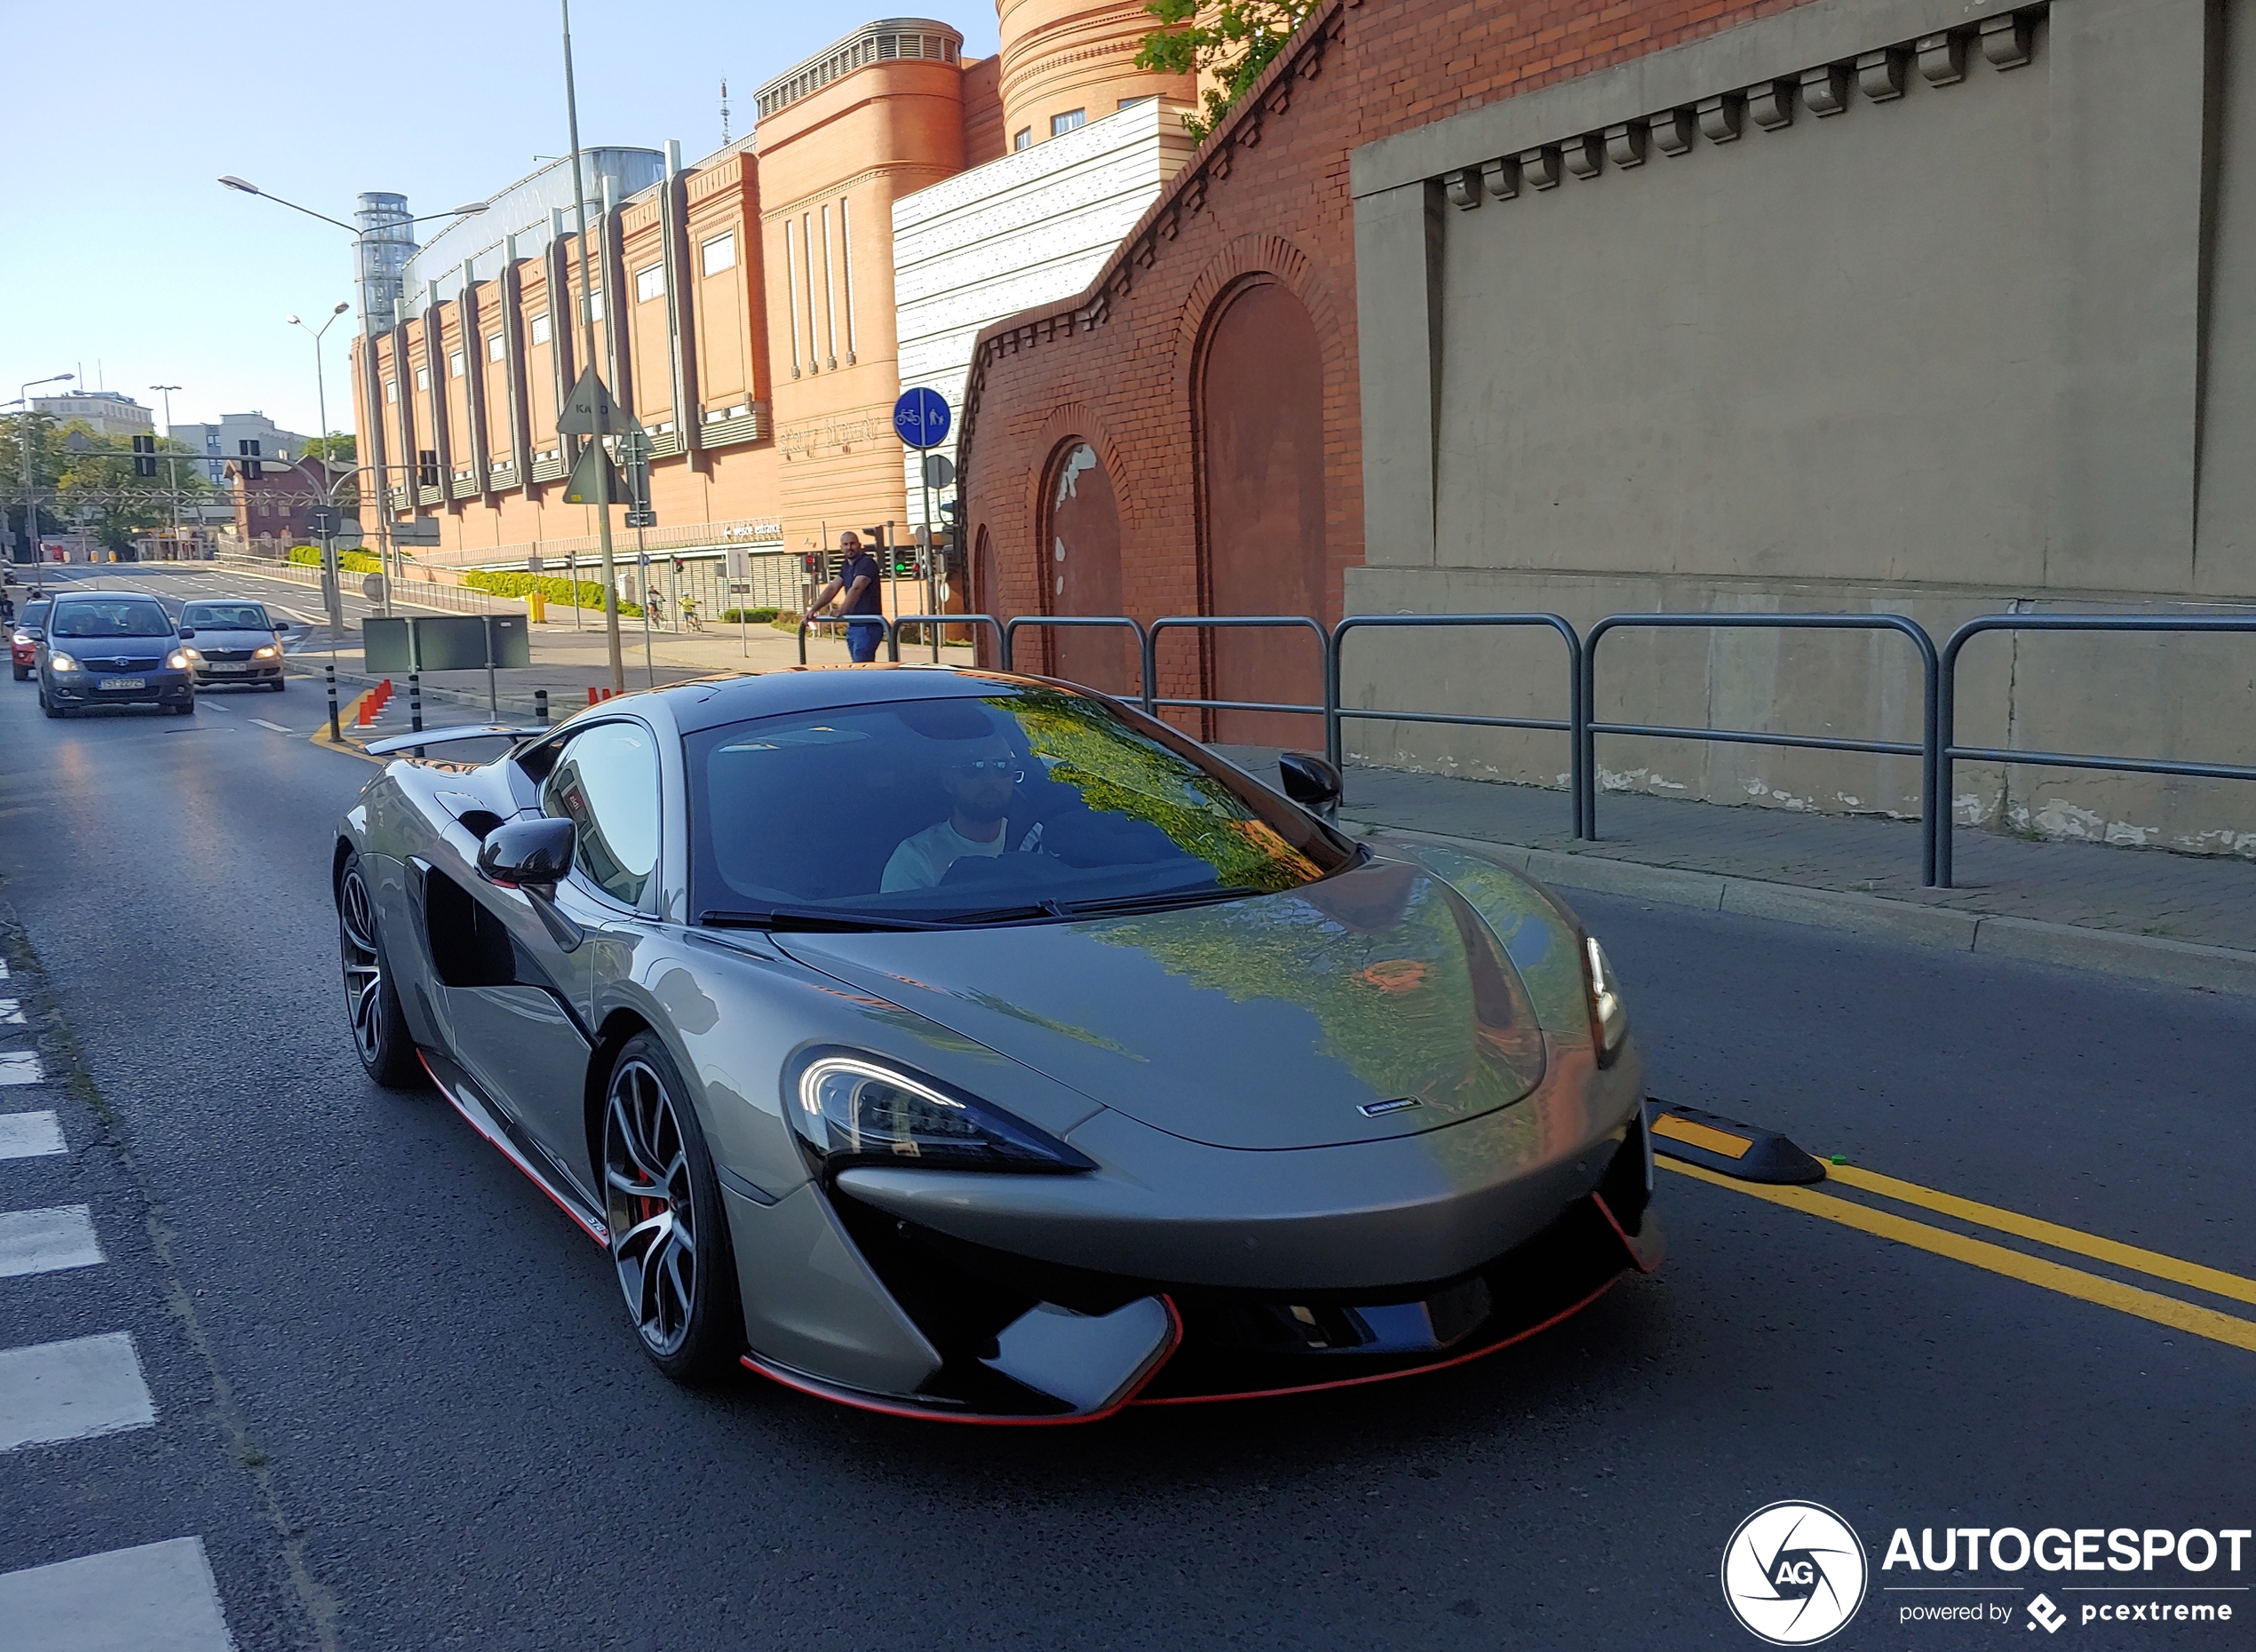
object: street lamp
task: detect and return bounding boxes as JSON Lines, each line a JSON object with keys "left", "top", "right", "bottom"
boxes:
{"left": 7, "top": 373, "right": 73, "bottom": 564}
{"left": 287, "top": 303, "right": 354, "bottom": 633}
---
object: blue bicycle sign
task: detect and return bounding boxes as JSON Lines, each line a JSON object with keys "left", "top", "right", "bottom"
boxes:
{"left": 892, "top": 386, "right": 951, "bottom": 450}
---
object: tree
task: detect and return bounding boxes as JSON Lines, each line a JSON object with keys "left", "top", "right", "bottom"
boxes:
{"left": 49, "top": 423, "right": 214, "bottom": 552}
{"left": 1136, "top": 0, "right": 1321, "bottom": 142}
{"left": 301, "top": 433, "right": 357, "bottom": 465}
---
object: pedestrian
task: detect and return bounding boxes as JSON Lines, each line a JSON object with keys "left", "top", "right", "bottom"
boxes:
{"left": 805, "top": 531, "right": 885, "bottom": 663}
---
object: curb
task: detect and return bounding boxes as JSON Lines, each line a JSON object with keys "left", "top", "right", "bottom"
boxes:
{"left": 1348, "top": 818, "right": 2256, "bottom": 998}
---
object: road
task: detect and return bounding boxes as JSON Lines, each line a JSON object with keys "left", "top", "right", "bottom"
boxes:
{"left": 0, "top": 635, "right": 2250, "bottom": 1650}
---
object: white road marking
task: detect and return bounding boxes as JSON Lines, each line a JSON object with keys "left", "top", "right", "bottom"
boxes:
{"left": 0, "top": 997, "right": 22, "bottom": 1023}
{"left": 0, "top": 1537, "right": 236, "bottom": 1651}
{"left": 0, "top": 1333, "right": 156, "bottom": 1450}
{"left": 0, "top": 1207, "right": 104, "bottom": 1277}
{"left": 0, "top": 1112, "right": 65, "bottom": 1160}
{"left": 0, "top": 958, "right": 10, "bottom": 978}
{"left": 196, "top": 701, "right": 232, "bottom": 714}
{"left": 0, "top": 1051, "right": 43, "bottom": 1084}
{"left": 249, "top": 719, "right": 293, "bottom": 734}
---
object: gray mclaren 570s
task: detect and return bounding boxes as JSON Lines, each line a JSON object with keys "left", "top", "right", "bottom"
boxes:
{"left": 331, "top": 663, "right": 1659, "bottom": 1422}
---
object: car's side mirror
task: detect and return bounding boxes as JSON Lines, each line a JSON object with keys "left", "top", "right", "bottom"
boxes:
{"left": 477, "top": 818, "right": 576, "bottom": 892}
{"left": 177, "top": 626, "right": 195, "bottom": 639}
{"left": 26, "top": 627, "right": 44, "bottom": 642}
{"left": 1277, "top": 751, "right": 1343, "bottom": 824}
{"left": 273, "top": 619, "right": 290, "bottom": 631}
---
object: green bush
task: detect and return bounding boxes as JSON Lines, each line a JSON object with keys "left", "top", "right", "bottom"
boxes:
{"left": 460, "top": 567, "right": 643, "bottom": 618}
{"left": 286, "top": 544, "right": 382, "bottom": 573}
{"left": 719, "top": 608, "right": 780, "bottom": 624}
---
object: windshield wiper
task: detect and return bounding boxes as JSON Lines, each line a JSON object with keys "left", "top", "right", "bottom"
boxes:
{"left": 698, "top": 906, "right": 941, "bottom": 933}
{"left": 1053, "top": 885, "right": 1261, "bottom": 917}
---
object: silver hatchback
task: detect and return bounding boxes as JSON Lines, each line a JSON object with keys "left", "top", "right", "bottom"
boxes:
{"left": 179, "top": 599, "right": 291, "bottom": 691}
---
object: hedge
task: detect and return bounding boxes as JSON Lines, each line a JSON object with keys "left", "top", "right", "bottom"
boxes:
{"left": 719, "top": 608, "right": 780, "bottom": 624}
{"left": 286, "top": 544, "right": 383, "bottom": 574}
{"left": 460, "top": 567, "right": 644, "bottom": 618}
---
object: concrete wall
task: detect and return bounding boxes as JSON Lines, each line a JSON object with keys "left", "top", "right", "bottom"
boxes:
{"left": 1348, "top": 0, "right": 2256, "bottom": 856}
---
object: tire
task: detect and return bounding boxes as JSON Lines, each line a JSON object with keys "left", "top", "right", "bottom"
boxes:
{"left": 173, "top": 701, "right": 195, "bottom": 716}
{"left": 270, "top": 679, "right": 286, "bottom": 693}
{"left": 10, "top": 665, "right": 25, "bottom": 681}
{"left": 40, "top": 691, "right": 62, "bottom": 719}
{"left": 602, "top": 1032, "right": 743, "bottom": 1382}
{"left": 338, "top": 852, "right": 424, "bottom": 1089}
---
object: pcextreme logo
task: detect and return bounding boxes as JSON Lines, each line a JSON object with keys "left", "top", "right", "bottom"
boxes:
{"left": 1722, "top": 1502, "right": 1870, "bottom": 1646}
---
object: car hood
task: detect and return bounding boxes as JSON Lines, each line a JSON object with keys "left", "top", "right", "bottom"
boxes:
{"left": 190, "top": 629, "right": 276, "bottom": 647}
{"left": 775, "top": 857, "right": 1550, "bottom": 1150}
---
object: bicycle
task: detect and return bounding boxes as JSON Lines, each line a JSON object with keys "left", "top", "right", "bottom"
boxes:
{"left": 679, "top": 594, "right": 703, "bottom": 632}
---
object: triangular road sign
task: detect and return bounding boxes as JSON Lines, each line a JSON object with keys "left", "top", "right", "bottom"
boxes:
{"left": 557, "top": 369, "right": 634, "bottom": 438}
{"left": 560, "top": 443, "right": 622, "bottom": 505}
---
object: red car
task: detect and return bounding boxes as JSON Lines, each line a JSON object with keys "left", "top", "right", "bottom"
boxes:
{"left": 11, "top": 600, "right": 49, "bottom": 681}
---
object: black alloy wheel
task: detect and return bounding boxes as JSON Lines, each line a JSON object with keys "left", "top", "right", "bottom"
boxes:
{"left": 602, "top": 1033, "right": 743, "bottom": 1381}
{"left": 338, "top": 853, "right": 423, "bottom": 1088}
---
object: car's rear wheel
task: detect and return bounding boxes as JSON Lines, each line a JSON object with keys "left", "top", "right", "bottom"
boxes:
{"left": 338, "top": 853, "right": 422, "bottom": 1089}
{"left": 602, "top": 1034, "right": 743, "bottom": 1382}
{"left": 10, "top": 665, "right": 25, "bottom": 681}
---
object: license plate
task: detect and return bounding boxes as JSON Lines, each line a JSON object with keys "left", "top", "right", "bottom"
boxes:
{"left": 207, "top": 663, "right": 249, "bottom": 673}
{"left": 98, "top": 677, "right": 147, "bottom": 691}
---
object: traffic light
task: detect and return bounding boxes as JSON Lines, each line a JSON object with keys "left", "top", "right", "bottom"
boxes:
{"left": 133, "top": 434, "right": 157, "bottom": 478}
{"left": 238, "top": 438, "right": 262, "bottom": 481}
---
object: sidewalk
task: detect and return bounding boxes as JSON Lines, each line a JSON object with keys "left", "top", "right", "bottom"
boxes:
{"left": 1213, "top": 750, "right": 2256, "bottom": 996}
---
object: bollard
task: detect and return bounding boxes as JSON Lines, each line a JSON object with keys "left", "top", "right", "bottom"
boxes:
{"left": 409, "top": 672, "right": 423, "bottom": 734}
{"left": 325, "top": 664, "right": 340, "bottom": 743}
{"left": 535, "top": 687, "right": 549, "bottom": 725}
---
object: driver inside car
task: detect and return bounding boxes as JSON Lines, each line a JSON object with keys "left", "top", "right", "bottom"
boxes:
{"left": 881, "top": 736, "right": 1028, "bottom": 891}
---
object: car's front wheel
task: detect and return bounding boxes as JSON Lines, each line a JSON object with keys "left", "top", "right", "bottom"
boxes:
{"left": 338, "top": 853, "right": 422, "bottom": 1088}
{"left": 602, "top": 1034, "right": 743, "bottom": 1381}
{"left": 10, "top": 665, "right": 25, "bottom": 681}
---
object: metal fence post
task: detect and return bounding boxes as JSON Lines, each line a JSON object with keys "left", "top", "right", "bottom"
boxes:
{"left": 409, "top": 671, "right": 422, "bottom": 734}
{"left": 324, "top": 663, "right": 340, "bottom": 743}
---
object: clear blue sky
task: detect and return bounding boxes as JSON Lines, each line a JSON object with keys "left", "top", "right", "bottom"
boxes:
{"left": 1, "top": 2, "right": 1001, "bottom": 440}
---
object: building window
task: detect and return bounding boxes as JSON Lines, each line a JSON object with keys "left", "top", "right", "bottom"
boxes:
{"left": 1013, "top": 128, "right": 1032, "bottom": 152}
{"left": 529, "top": 312, "right": 552, "bottom": 345}
{"left": 635, "top": 263, "right": 665, "bottom": 304}
{"left": 1118, "top": 96, "right": 1155, "bottom": 110}
{"left": 581, "top": 289, "right": 605, "bottom": 323}
{"left": 383, "top": 379, "right": 398, "bottom": 404}
{"left": 449, "top": 350, "right": 465, "bottom": 378}
{"left": 701, "top": 232, "right": 735, "bottom": 276}
{"left": 487, "top": 332, "right": 504, "bottom": 361}
{"left": 415, "top": 366, "right": 430, "bottom": 392}
{"left": 1052, "top": 109, "right": 1085, "bottom": 136}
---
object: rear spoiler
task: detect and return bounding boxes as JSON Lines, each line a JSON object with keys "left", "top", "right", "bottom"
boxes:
{"left": 363, "top": 725, "right": 547, "bottom": 758}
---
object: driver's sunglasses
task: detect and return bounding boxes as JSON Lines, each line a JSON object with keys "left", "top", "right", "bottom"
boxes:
{"left": 949, "top": 758, "right": 1021, "bottom": 778}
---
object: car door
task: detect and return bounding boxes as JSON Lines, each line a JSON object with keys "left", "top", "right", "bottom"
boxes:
{"left": 442, "top": 720, "right": 664, "bottom": 1189}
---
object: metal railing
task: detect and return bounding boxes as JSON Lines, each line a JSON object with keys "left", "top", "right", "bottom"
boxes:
{"left": 1142, "top": 615, "right": 1332, "bottom": 727}
{"left": 797, "top": 614, "right": 896, "bottom": 663}
{"left": 1580, "top": 614, "right": 1940, "bottom": 885}
{"left": 1330, "top": 615, "right": 1586, "bottom": 836}
{"left": 892, "top": 613, "right": 1004, "bottom": 662}
{"left": 1002, "top": 615, "right": 1150, "bottom": 703}
{"left": 1934, "top": 614, "right": 2256, "bottom": 886}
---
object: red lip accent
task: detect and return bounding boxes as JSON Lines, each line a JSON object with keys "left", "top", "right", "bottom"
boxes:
{"left": 739, "top": 1296, "right": 1185, "bottom": 1426}
{"left": 417, "top": 1050, "right": 609, "bottom": 1247}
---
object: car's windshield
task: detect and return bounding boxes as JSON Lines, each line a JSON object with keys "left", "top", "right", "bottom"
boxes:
{"left": 52, "top": 600, "right": 173, "bottom": 639}
{"left": 19, "top": 602, "right": 48, "bottom": 632}
{"left": 180, "top": 603, "right": 270, "bottom": 630}
{"left": 686, "top": 685, "right": 1354, "bottom": 925}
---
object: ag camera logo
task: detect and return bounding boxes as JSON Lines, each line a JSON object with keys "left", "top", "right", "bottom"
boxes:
{"left": 1722, "top": 1502, "right": 1869, "bottom": 1645}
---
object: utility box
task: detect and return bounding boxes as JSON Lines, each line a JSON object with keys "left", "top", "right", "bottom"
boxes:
{"left": 357, "top": 614, "right": 531, "bottom": 672}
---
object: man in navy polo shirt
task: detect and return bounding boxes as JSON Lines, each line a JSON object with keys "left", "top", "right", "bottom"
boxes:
{"left": 805, "top": 530, "right": 885, "bottom": 663}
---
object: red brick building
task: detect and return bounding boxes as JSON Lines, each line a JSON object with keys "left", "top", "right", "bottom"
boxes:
{"left": 957, "top": 0, "right": 1812, "bottom": 737}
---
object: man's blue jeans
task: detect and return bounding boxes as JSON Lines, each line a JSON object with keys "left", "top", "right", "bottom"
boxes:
{"left": 846, "top": 619, "right": 883, "bottom": 663}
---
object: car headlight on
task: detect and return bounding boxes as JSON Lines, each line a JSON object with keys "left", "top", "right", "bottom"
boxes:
{"left": 253, "top": 645, "right": 277, "bottom": 659}
{"left": 48, "top": 651, "right": 79, "bottom": 673}
{"left": 1584, "top": 936, "right": 1630, "bottom": 1066}
{"left": 791, "top": 1053, "right": 1093, "bottom": 1174}
{"left": 167, "top": 650, "right": 190, "bottom": 671}
{"left": 182, "top": 647, "right": 203, "bottom": 661}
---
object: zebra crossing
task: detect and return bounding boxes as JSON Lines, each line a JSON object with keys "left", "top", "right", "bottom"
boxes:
{"left": 0, "top": 957, "right": 238, "bottom": 1650}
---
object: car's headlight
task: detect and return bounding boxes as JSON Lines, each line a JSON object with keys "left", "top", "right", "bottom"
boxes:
{"left": 791, "top": 1053, "right": 1093, "bottom": 1174}
{"left": 253, "top": 645, "right": 277, "bottom": 659}
{"left": 48, "top": 651, "right": 78, "bottom": 672}
{"left": 167, "top": 650, "right": 190, "bottom": 670}
{"left": 10, "top": 631, "right": 26, "bottom": 646}
{"left": 1585, "top": 936, "right": 1629, "bottom": 1065}
{"left": 182, "top": 647, "right": 203, "bottom": 661}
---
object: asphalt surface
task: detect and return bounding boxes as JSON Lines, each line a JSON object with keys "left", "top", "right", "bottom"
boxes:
{"left": 1, "top": 584, "right": 2252, "bottom": 1649}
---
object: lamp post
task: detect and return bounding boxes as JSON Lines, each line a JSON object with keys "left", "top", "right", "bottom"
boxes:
{"left": 219, "top": 179, "right": 485, "bottom": 623}
{"left": 560, "top": 0, "right": 628, "bottom": 693}
{"left": 288, "top": 303, "right": 352, "bottom": 634}
{"left": 147, "top": 385, "right": 183, "bottom": 551}
{"left": 9, "top": 373, "right": 73, "bottom": 565}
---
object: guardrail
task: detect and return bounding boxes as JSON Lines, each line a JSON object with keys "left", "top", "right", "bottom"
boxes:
{"left": 1142, "top": 615, "right": 1332, "bottom": 727}
{"left": 1330, "top": 614, "right": 1586, "bottom": 837}
{"left": 1581, "top": 614, "right": 1940, "bottom": 885}
{"left": 1002, "top": 616, "right": 1150, "bottom": 703}
{"left": 1934, "top": 614, "right": 2256, "bottom": 887}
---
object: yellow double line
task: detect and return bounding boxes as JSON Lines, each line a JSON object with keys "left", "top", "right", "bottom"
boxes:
{"left": 1664, "top": 1158, "right": 2256, "bottom": 1354}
